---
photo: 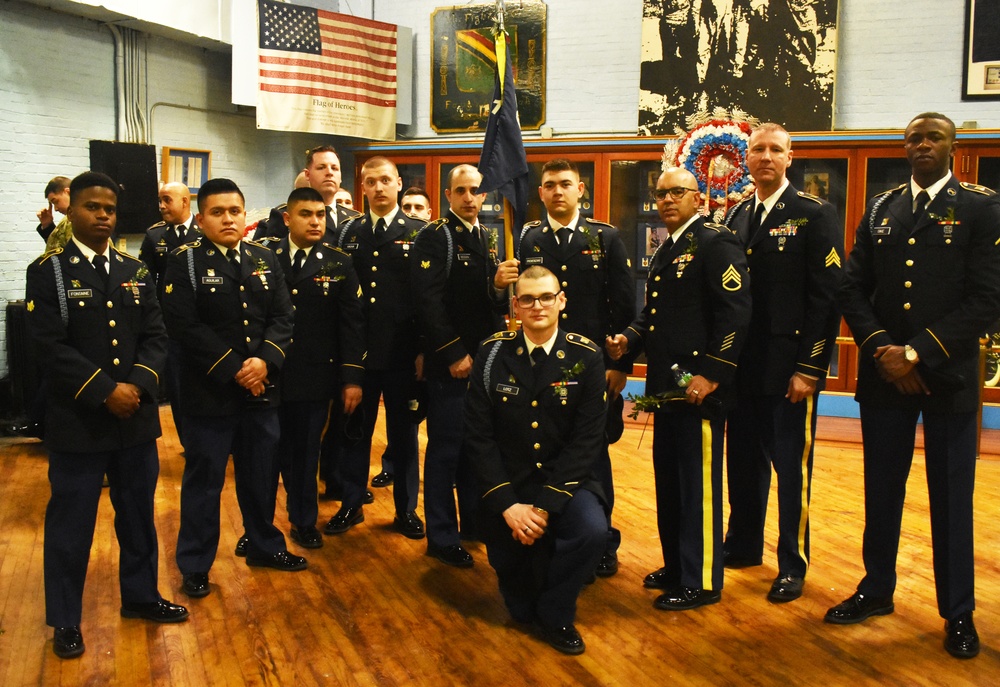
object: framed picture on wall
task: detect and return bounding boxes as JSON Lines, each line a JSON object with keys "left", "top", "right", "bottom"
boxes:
{"left": 162, "top": 147, "right": 211, "bottom": 193}
{"left": 962, "top": 0, "right": 1000, "bottom": 99}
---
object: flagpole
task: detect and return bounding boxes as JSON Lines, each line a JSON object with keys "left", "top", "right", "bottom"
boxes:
{"left": 504, "top": 198, "right": 517, "bottom": 330}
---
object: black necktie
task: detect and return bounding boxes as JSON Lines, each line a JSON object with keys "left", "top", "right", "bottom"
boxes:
{"left": 175, "top": 225, "right": 185, "bottom": 242}
{"left": 531, "top": 346, "right": 547, "bottom": 367}
{"left": 750, "top": 201, "right": 765, "bottom": 237}
{"left": 661, "top": 236, "right": 674, "bottom": 252}
{"left": 292, "top": 249, "right": 306, "bottom": 277}
{"left": 92, "top": 254, "right": 109, "bottom": 288}
{"left": 374, "top": 217, "right": 386, "bottom": 235}
{"left": 553, "top": 226, "right": 566, "bottom": 245}
{"left": 914, "top": 190, "right": 930, "bottom": 218}
{"left": 227, "top": 248, "right": 241, "bottom": 274}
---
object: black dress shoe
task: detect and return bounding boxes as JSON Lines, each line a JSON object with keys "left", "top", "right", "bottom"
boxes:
{"left": 246, "top": 550, "right": 308, "bottom": 571}
{"left": 945, "top": 612, "right": 980, "bottom": 658}
{"left": 723, "top": 551, "right": 763, "bottom": 569}
{"left": 234, "top": 535, "right": 248, "bottom": 557}
{"left": 121, "top": 599, "right": 190, "bottom": 623}
{"left": 643, "top": 567, "right": 677, "bottom": 590}
{"left": 371, "top": 471, "right": 394, "bottom": 488}
{"left": 767, "top": 574, "right": 804, "bottom": 603}
{"left": 53, "top": 626, "right": 84, "bottom": 659}
{"left": 393, "top": 511, "right": 425, "bottom": 540}
{"left": 324, "top": 506, "right": 364, "bottom": 534}
{"left": 364, "top": 490, "right": 375, "bottom": 505}
{"left": 182, "top": 573, "right": 210, "bottom": 598}
{"left": 290, "top": 525, "right": 324, "bottom": 549}
{"left": 824, "top": 592, "right": 894, "bottom": 624}
{"left": 595, "top": 552, "right": 619, "bottom": 578}
{"left": 426, "top": 543, "right": 474, "bottom": 568}
{"left": 539, "top": 624, "right": 585, "bottom": 655}
{"left": 654, "top": 587, "right": 722, "bottom": 611}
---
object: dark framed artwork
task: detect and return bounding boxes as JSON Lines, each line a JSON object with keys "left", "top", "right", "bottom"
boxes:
{"left": 430, "top": 1, "right": 546, "bottom": 133}
{"left": 162, "top": 147, "right": 211, "bottom": 194}
{"left": 638, "top": 1, "right": 840, "bottom": 134}
{"left": 963, "top": 0, "right": 1000, "bottom": 100}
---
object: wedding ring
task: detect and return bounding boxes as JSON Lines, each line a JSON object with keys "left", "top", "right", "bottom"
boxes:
{"left": 693, "top": 389, "right": 700, "bottom": 395}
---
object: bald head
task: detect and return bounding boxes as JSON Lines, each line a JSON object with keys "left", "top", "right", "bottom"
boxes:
{"left": 158, "top": 181, "right": 192, "bottom": 225}
{"left": 654, "top": 167, "right": 702, "bottom": 231}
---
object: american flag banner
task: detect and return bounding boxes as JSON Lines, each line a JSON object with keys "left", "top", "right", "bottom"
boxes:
{"left": 256, "top": 0, "right": 397, "bottom": 141}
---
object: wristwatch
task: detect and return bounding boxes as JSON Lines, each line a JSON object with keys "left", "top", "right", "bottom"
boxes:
{"left": 904, "top": 345, "right": 919, "bottom": 363}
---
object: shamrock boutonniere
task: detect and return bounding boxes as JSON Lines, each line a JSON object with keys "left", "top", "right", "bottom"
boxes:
{"left": 121, "top": 264, "right": 149, "bottom": 297}
{"left": 314, "top": 262, "right": 345, "bottom": 295}
{"left": 395, "top": 227, "right": 421, "bottom": 250}
{"left": 927, "top": 207, "right": 961, "bottom": 227}
{"left": 253, "top": 258, "right": 271, "bottom": 288}
{"left": 485, "top": 227, "right": 499, "bottom": 259}
{"left": 551, "top": 360, "right": 585, "bottom": 400}
{"left": 577, "top": 225, "right": 604, "bottom": 257}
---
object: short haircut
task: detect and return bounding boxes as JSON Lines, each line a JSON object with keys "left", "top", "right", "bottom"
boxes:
{"left": 750, "top": 122, "right": 791, "bottom": 148}
{"left": 401, "top": 187, "right": 430, "bottom": 202}
{"left": 68, "top": 172, "right": 119, "bottom": 204}
{"left": 197, "top": 178, "right": 245, "bottom": 211}
{"left": 908, "top": 112, "right": 957, "bottom": 138}
{"left": 541, "top": 158, "right": 579, "bottom": 178}
{"left": 45, "top": 176, "right": 71, "bottom": 197}
{"left": 516, "top": 265, "right": 558, "bottom": 293}
{"left": 306, "top": 145, "right": 339, "bottom": 167}
{"left": 361, "top": 156, "right": 398, "bottom": 176}
{"left": 287, "top": 186, "right": 325, "bottom": 206}
{"left": 447, "top": 163, "right": 482, "bottom": 188}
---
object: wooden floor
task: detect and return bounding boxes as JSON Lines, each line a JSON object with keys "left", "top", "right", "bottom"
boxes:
{"left": 1, "top": 406, "right": 999, "bottom": 686}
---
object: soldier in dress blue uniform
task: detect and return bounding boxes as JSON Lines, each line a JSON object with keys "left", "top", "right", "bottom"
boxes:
{"left": 253, "top": 145, "right": 361, "bottom": 242}
{"left": 826, "top": 113, "right": 1000, "bottom": 659}
{"left": 138, "top": 181, "right": 202, "bottom": 451}
{"left": 722, "top": 123, "right": 843, "bottom": 603}
{"left": 161, "top": 178, "right": 306, "bottom": 600}
{"left": 607, "top": 167, "right": 751, "bottom": 611}
{"left": 513, "top": 158, "right": 636, "bottom": 578}
{"left": 412, "top": 164, "right": 507, "bottom": 566}
{"left": 465, "top": 266, "right": 608, "bottom": 655}
{"left": 260, "top": 187, "right": 365, "bottom": 549}
{"left": 26, "top": 172, "right": 188, "bottom": 659}
{"left": 325, "top": 156, "right": 424, "bottom": 536}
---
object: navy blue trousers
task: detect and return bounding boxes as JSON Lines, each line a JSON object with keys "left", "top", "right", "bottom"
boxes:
{"left": 275, "top": 400, "right": 328, "bottom": 528}
{"left": 45, "top": 441, "right": 161, "bottom": 627}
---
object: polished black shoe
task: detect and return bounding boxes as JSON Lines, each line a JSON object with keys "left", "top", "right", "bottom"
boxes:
{"left": 53, "top": 626, "right": 84, "bottom": 659}
{"left": 595, "top": 552, "right": 619, "bottom": 578}
{"left": 767, "top": 574, "right": 804, "bottom": 603}
{"left": 723, "top": 551, "right": 763, "bottom": 569}
{"left": 539, "top": 624, "right": 585, "bottom": 655}
{"left": 246, "top": 550, "right": 308, "bottom": 571}
{"left": 393, "top": 511, "right": 425, "bottom": 540}
{"left": 371, "top": 471, "right": 394, "bottom": 488}
{"left": 824, "top": 592, "right": 894, "bottom": 624}
{"left": 654, "top": 587, "right": 722, "bottom": 611}
{"left": 364, "top": 489, "right": 375, "bottom": 505}
{"left": 290, "top": 525, "right": 324, "bottom": 549}
{"left": 643, "top": 567, "right": 677, "bottom": 590}
{"left": 944, "top": 612, "right": 980, "bottom": 658}
{"left": 426, "top": 543, "right": 474, "bottom": 568}
{"left": 234, "top": 535, "right": 248, "bottom": 557}
{"left": 182, "top": 573, "right": 210, "bottom": 598}
{"left": 324, "top": 506, "right": 365, "bottom": 534}
{"left": 121, "top": 599, "right": 190, "bottom": 623}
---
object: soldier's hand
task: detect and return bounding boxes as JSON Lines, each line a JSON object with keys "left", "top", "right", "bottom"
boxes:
{"left": 104, "top": 383, "right": 141, "bottom": 419}
{"left": 503, "top": 503, "right": 548, "bottom": 546}
{"left": 37, "top": 204, "right": 54, "bottom": 227}
{"left": 449, "top": 355, "right": 473, "bottom": 379}
{"left": 493, "top": 259, "right": 519, "bottom": 289}
{"left": 605, "top": 334, "right": 628, "bottom": 361}
{"left": 235, "top": 357, "right": 268, "bottom": 389}
{"left": 874, "top": 344, "right": 913, "bottom": 382}
{"left": 606, "top": 369, "right": 627, "bottom": 397}
{"left": 686, "top": 375, "right": 719, "bottom": 405}
{"left": 414, "top": 353, "right": 425, "bottom": 381}
{"left": 342, "top": 384, "right": 362, "bottom": 414}
{"left": 893, "top": 367, "right": 931, "bottom": 396}
{"left": 786, "top": 373, "right": 818, "bottom": 404}
{"left": 248, "top": 381, "right": 266, "bottom": 397}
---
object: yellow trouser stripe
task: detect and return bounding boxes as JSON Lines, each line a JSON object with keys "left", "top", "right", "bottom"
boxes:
{"left": 797, "top": 394, "right": 815, "bottom": 571}
{"left": 701, "top": 418, "right": 715, "bottom": 590}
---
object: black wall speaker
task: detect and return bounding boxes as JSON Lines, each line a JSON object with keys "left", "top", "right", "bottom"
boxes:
{"left": 89, "top": 141, "right": 160, "bottom": 235}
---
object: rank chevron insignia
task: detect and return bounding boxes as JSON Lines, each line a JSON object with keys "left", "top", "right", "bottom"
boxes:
{"left": 722, "top": 264, "right": 743, "bottom": 291}
{"left": 811, "top": 339, "right": 826, "bottom": 358}
{"left": 824, "top": 248, "right": 841, "bottom": 268}
{"left": 720, "top": 332, "right": 735, "bottom": 351}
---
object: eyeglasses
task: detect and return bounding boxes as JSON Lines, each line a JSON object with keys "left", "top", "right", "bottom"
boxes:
{"left": 651, "top": 187, "right": 699, "bottom": 201}
{"left": 515, "top": 292, "right": 560, "bottom": 308}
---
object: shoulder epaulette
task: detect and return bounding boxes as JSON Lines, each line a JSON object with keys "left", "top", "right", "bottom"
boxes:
{"left": 273, "top": 203, "right": 288, "bottom": 212}
{"left": 797, "top": 191, "right": 824, "bottom": 204}
{"left": 874, "top": 184, "right": 906, "bottom": 199}
{"left": 243, "top": 239, "right": 266, "bottom": 248}
{"left": 960, "top": 181, "right": 996, "bottom": 196}
{"left": 112, "top": 245, "right": 142, "bottom": 262}
{"left": 341, "top": 206, "right": 362, "bottom": 219}
{"left": 147, "top": 220, "right": 167, "bottom": 231}
{"left": 566, "top": 332, "right": 598, "bottom": 351}
{"left": 704, "top": 222, "right": 727, "bottom": 232}
{"left": 522, "top": 220, "right": 542, "bottom": 230}
{"left": 257, "top": 236, "right": 280, "bottom": 247}
{"left": 327, "top": 245, "right": 351, "bottom": 258}
{"left": 482, "top": 330, "right": 517, "bottom": 345}
{"left": 584, "top": 217, "right": 614, "bottom": 228}
{"left": 37, "top": 246, "right": 63, "bottom": 264}
{"left": 724, "top": 196, "right": 753, "bottom": 224}
{"left": 175, "top": 240, "right": 200, "bottom": 253}
{"left": 425, "top": 217, "right": 449, "bottom": 231}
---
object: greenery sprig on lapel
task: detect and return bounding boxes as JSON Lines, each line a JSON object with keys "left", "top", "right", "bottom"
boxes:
{"left": 552, "top": 360, "right": 586, "bottom": 398}
{"left": 576, "top": 224, "right": 604, "bottom": 256}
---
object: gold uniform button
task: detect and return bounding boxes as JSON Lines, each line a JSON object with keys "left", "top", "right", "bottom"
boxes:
{"left": 373, "top": 251, "right": 379, "bottom": 258}
{"left": 651, "top": 292, "right": 658, "bottom": 298}
{"left": 243, "top": 320, "right": 249, "bottom": 326}
{"left": 246, "top": 336, "right": 252, "bottom": 343}
{"left": 536, "top": 462, "right": 543, "bottom": 469}
{"left": 561, "top": 265, "right": 567, "bottom": 272}
{"left": 112, "top": 358, "right": 120, "bottom": 366}
{"left": 906, "top": 260, "right": 914, "bottom": 266}
{"left": 654, "top": 276, "right": 661, "bottom": 282}
{"left": 903, "top": 303, "right": 911, "bottom": 310}
{"left": 531, "top": 400, "right": 538, "bottom": 407}
{"left": 109, "top": 320, "right": 116, "bottom": 328}
{"left": 371, "top": 266, "right": 377, "bottom": 272}
{"left": 562, "top": 281, "right": 568, "bottom": 287}
{"left": 291, "top": 289, "right": 298, "bottom": 295}
{"left": 533, "top": 443, "right": 541, "bottom": 450}
{"left": 692, "top": 351, "right": 699, "bottom": 356}
{"left": 240, "top": 285, "right": 245, "bottom": 291}
{"left": 904, "top": 281, "right": 912, "bottom": 288}
{"left": 650, "top": 308, "right": 657, "bottom": 315}
{"left": 78, "top": 301, "right": 85, "bottom": 307}
{"left": 561, "top": 313, "right": 568, "bottom": 319}
{"left": 908, "top": 238, "right": 916, "bottom": 245}
{"left": 747, "top": 248, "right": 752, "bottom": 255}
{"left": 531, "top": 421, "right": 538, "bottom": 428}
{"left": 111, "top": 339, "right": 118, "bottom": 346}
{"left": 371, "top": 282, "right": 377, "bottom": 288}
{"left": 370, "top": 297, "right": 376, "bottom": 303}
{"left": 243, "top": 303, "right": 248, "bottom": 309}
{"left": 649, "top": 325, "right": 655, "bottom": 332}
{"left": 593, "top": 264, "right": 599, "bottom": 269}
{"left": 106, "top": 301, "right": 113, "bottom": 308}
{"left": 502, "top": 397, "right": 508, "bottom": 402}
